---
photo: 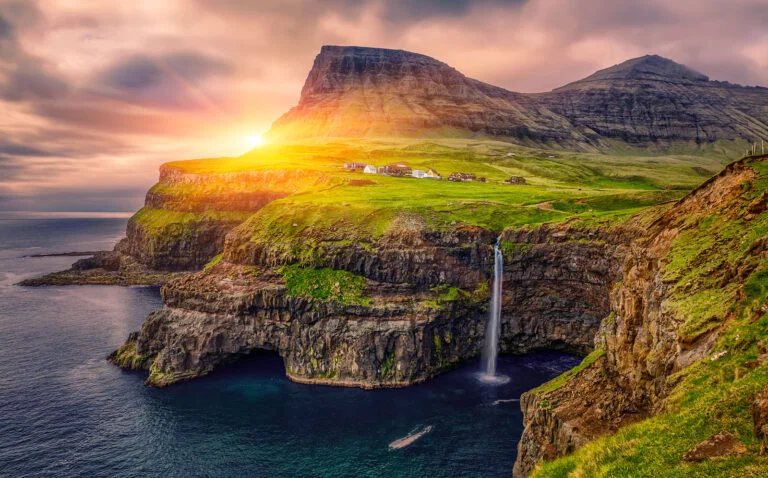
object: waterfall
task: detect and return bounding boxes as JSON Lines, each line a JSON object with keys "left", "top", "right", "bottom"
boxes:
{"left": 478, "top": 235, "right": 509, "bottom": 384}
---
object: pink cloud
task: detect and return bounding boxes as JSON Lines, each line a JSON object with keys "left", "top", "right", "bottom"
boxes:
{"left": 1, "top": 0, "right": 766, "bottom": 211}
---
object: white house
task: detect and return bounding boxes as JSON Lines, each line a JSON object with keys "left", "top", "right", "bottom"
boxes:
{"left": 412, "top": 169, "right": 427, "bottom": 179}
{"left": 363, "top": 164, "right": 377, "bottom": 174}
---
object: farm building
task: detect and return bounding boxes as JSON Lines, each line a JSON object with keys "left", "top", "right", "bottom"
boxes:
{"left": 344, "top": 162, "right": 368, "bottom": 171}
{"left": 381, "top": 163, "right": 412, "bottom": 177}
{"left": 448, "top": 172, "right": 475, "bottom": 182}
{"left": 363, "top": 165, "right": 377, "bottom": 174}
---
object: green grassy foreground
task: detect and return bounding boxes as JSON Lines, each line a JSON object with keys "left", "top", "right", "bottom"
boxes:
{"left": 531, "top": 157, "right": 768, "bottom": 477}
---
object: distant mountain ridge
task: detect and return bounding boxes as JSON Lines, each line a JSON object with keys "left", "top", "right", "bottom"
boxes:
{"left": 555, "top": 54, "right": 710, "bottom": 87}
{"left": 268, "top": 46, "right": 768, "bottom": 152}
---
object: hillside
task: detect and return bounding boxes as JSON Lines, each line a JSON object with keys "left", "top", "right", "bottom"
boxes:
{"left": 21, "top": 137, "right": 725, "bottom": 286}
{"left": 539, "top": 55, "right": 768, "bottom": 151}
{"left": 269, "top": 47, "right": 768, "bottom": 154}
{"left": 517, "top": 155, "right": 768, "bottom": 477}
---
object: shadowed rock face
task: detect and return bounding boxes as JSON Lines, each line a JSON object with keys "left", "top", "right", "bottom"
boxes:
{"left": 269, "top": 46, "right": 768, "bottom": 150}
{"left": 538, "top": 55, "right": 768, "bottom": 146}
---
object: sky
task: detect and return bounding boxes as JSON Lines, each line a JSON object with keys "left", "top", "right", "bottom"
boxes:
{"left": 2, "top": 0, "right": 767, "bottom": 212}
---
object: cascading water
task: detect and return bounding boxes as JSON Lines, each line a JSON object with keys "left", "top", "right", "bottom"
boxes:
{"left": 477, "top": 235, "right": 509, "bottom": 385}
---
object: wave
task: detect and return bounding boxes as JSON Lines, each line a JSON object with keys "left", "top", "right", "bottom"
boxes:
{"left": 492, "top": 398, "right": 520, "bottom": 406}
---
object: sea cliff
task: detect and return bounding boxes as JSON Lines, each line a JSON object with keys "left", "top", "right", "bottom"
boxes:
{"left": 110, "top": 215, "right": 635, "bottom": 388}
{"left": 514, "top": 155, "right": 768, "bottom": 476}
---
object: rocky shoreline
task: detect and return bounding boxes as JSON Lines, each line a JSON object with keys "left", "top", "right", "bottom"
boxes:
{"left": 18, "top": 251, "right": 186, "bottom": 286}
{"left": 107, "top": 217, "right": 634, "bottom": 389}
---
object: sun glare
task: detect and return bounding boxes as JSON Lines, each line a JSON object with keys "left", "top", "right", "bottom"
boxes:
{"left": 245, "top": 135, "right": 265, "bottom": 149}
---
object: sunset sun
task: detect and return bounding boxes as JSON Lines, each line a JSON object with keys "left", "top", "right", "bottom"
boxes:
{"left": 245, "top": 134, "right": 265, "bottom": 149}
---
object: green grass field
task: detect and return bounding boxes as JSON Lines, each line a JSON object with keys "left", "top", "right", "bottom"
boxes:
{"left": 144, "top": 137, "right": 737, "bottom": 254}
{"left": 167, "top": 138, "right": 731, "bottom": 191}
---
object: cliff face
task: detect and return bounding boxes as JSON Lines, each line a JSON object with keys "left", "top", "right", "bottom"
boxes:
{"left": 537, "top": 55, "right": 768, "bottom": 147}
{"left": 114, "top": 166, "right": 321, "bottom": 271}
{"left": 514, "top": 156, "right": 768, "bottom": 476}
{"left": 110, "top": 216, "right": 636, "bottom": 388}
{"left": 269, "top": 45, "right": 590, "bottom": 147}
{"left": 500, "top": 225, "right": 636, "bottom": 355}
{"left": 269, "top": 47, "right": 768, "bottom": 151}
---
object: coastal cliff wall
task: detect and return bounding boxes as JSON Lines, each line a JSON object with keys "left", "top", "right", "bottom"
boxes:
{"left": 113, "top": 165, "right": 331, "bottom": 271}
{"left": 514, "top": 156, "right": 768, "bottom": 476}
{"left": 110, "top": 216, "right": 635, "bottom": 388}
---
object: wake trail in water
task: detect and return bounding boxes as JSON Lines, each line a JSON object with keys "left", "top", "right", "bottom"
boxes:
{"left": 492, "top": 398, "right": 520, "bottom": 406}
{"left": 388, "top": 425, "right": 433, "bottom": 450}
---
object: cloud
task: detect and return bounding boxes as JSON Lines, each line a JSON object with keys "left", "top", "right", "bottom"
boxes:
{"left": 1, "top": 0, "right": 768, "bottom": 212}
{"left": 0, "top": 0, "right": 44, "bottom": 30}
{"left": 90, "top": 51, "right": 234, "bottom": 110}
{"left": 0, "top": 2, "right": 70, "bottom": 102}
{"left": 0, "top": 13, "right": 11, "bottom": 38}
{"left": 98, "top": 51, "right": 233, "bottom": 90}
{"left": 0, "top": 141, "right": 59, "bottom": 157}
{"left": 1, "top": 65, "right": 69, "bottom": 101}
{"left": 195, "top": 0, "right": 529, "bottom": 26}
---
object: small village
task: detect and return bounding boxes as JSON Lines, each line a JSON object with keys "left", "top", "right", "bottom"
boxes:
{"left": 343, "top": 162, "right": 526, "bottom": 185}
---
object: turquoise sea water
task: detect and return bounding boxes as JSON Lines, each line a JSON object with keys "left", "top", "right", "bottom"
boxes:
{"left": 0, "top": 217, "right": 579, "bottom": 477}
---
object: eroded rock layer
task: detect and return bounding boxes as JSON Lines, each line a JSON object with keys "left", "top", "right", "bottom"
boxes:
{"left": 513, "top": 156, "right": 768, "bottom": 476}
{"left": 111, "top": 220, "right": 634, "bottom": 388}
{"left": 269, "top": 46, "right": 768, "bottom": 150}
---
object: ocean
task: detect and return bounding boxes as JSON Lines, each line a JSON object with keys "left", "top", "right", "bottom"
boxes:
{"left": 0, "top": 217, "right": 579, "bottom": 477}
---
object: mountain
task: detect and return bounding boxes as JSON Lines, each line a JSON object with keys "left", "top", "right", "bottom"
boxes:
{"left": 268, "top": 45, "right": 592, "bottom": 147}
{"left": 539, "top": 54, "right": 768, "bottom": 148}
{"left": 268, "top": 46, "right": 768, "bottom": 151}
{"left": 556, "top": 54, "right": 709, "bottom": 84}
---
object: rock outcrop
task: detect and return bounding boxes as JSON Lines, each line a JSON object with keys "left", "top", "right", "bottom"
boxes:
{"left": 17, "top": 251, "right": 185, "bottom": 286}
{"left": 114, "top": 165, "right": 326, "bottom": 272}
{"left": 269, "top": 47, "right": 768, "bottom": 151}
{"left": 22, "top": 163, "right": 325, "bottom": 285}
{"left": 513, "top": 156, "right": 768, "bottom": 476}
{"left": 682, "top": 431, "right": 747, "bottom": 462}
{"left": 110, "top": 216, "right": 635, "bottom": 388}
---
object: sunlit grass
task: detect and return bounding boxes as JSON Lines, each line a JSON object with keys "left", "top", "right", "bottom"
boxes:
{"left": 531, "top": 157, "right": 768, "bottom": 478}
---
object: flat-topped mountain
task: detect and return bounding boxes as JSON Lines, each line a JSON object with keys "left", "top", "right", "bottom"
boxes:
{"left": 268, "top": 46, "right": 768, "bottom": 152}
{"left": 268, "top": 46, "right": 591, "bottom": 147}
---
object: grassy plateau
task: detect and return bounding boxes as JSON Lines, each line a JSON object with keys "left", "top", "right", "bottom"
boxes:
{"left": 144, "top": 137, "right": 733, "bottom": 245}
